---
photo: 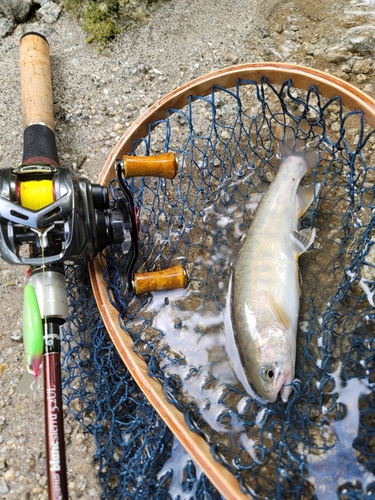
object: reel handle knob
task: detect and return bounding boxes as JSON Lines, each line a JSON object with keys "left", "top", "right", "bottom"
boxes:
{"left": 133, "top": 265, "right": 188, "bottom": 294}
{"left": 122, "top": 152, "right": 178, "bottom": 179}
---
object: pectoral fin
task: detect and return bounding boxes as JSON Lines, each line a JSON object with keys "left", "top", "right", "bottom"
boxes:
{"left": 290, "top": 228, "right": 316, "bottom": 256}
{"left": 262, "top": 290, "right": 290, "bottom": 329}
{"left": 297, "top": 183, "right": 321, "bottom": 217}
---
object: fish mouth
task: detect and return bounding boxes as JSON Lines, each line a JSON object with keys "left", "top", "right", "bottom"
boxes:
{"left": 260, "top": 370, "right": 293, "bottom": 404}
{"left": 280, "top": 371, "right": 294, "bottom": 402}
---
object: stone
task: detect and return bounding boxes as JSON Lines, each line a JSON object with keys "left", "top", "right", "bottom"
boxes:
{"left": 347, "top": 29, "right": 375, "bottom": 56}
{"left": 323, "top": 45, "right": 351, "bottom": 63}
{"left": 0, "top": 480, "right": 8, "bottom": 495}
{"left": 76, "top": 153, "right": 87, "bottom": 168}
{"left": 340, "top": 63, "right": 352, "bottom": 73}
{"left": 10, "top": 329, "right": 22, "bottom": 341}
{"left": 0, "top": 16, "right": 15, "bottom": 38}
{"left": 303, "top": 42, "right": 315, "bottom": 56}
{"left": 36, "top": 1, "right": 61, "bottom": 24}
{"left": 351, "top": 59, "right": 372, "bottom": 74}
{"left": 356, "top": 73, "right": 368, "bottom": 83}
{"left": 259, "top": 27, "right": 270, "bottom": 38}
{"left": 333, "top": 70, "right": 349, "bottom": 82}
{"left": 0, "top": 0, "right": 32, "bottom": 22}
{"left": 363, "top": 83, "right": 374, "bottom": 93}
{"left": 4, "top": 468, "right": 15, "bottom": 481}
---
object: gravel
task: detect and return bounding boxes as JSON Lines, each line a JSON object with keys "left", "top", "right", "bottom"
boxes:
{"left": 1, "top": 0, "right": 375, "bottom": 498}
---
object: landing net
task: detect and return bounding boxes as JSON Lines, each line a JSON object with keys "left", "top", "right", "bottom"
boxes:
{"left": 62, "top": 77, "right": 375, "bottom": 499}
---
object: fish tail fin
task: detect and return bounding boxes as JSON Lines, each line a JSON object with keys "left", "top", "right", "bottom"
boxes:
{"left": 276, "top": 125, "right": 320, "bottom": 175}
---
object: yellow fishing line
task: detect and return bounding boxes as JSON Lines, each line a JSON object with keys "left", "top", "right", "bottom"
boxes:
{"left": 19, "top": 180, "right": 54, "bottom": 210}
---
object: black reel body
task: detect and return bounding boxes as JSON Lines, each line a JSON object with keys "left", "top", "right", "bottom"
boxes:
{"left": 0, "top": 163, "right": 136, "bottom": 267}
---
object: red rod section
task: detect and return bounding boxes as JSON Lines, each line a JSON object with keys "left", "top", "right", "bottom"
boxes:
{"left": 43, "top": 323, "right": 68, "bottom": 500}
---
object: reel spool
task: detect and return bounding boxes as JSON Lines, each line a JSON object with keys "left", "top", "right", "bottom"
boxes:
{"left": 18, "top": 179, "right": 55, "bottom": 210}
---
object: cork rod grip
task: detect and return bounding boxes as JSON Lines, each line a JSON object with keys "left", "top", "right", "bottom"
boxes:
{"left": 19, "top": 32, "right": 55, "bottom": 132}
{"left": 122, "top": 152, "right": 178, "bottom": 179}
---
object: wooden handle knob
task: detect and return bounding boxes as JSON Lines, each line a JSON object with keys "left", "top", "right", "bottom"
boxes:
{"left": 19, "top": 32, "right": 55, "bottom": 132}
{"left": 133, "top": 265, "right": 188, "bottom": 294}
{"left": 122, "top": 152, "right": 178, "bottom": 179}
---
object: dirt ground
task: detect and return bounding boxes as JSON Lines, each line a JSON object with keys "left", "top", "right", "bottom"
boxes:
{"left": 0, "top": 0, "right": 374, "bottom": 498}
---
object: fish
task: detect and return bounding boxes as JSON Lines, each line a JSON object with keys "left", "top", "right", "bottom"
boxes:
{"left": 17, "top": 283, "right": 44, "bottom": 394}
{"left": 231, "top": 128, "right": 321, "bottom": 403}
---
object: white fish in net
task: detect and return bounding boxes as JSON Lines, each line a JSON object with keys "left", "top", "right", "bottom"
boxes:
{"left": 231, "top": 129, "right": 321, "bottom": 402}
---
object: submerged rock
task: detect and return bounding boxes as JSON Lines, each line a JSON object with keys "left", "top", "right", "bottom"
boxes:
{"left": 346, "top": 28, "right": 375, "bottom": 57}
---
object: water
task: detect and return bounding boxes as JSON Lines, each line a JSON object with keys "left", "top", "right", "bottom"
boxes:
{"left": 157, "top": 437, "right": 204, "bottom": 500}
{"left": 308, "top": 365, "right": 375, "bottom": 499}
{"left": 344, "top": 0, "right": 375, "bottom": 20}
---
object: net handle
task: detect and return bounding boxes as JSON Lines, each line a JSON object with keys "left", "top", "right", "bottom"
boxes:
{"left": 90, "top": 63, "right": 375, "bottom": 500}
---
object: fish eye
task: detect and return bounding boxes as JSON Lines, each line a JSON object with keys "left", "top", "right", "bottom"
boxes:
{"left": 261, "top": 366, "right": 274, "bottom": 381}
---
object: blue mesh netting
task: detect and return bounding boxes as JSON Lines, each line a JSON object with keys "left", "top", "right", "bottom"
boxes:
{"left": 62, "top": 77, "right": 375, "bottom": 499}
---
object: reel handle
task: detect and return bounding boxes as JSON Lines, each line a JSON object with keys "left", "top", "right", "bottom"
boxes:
{"left": 122, "top": 152, "right": 178, "bottom": 179}
{"left": 19, "top": 32, "right": 59, "bottom": 166}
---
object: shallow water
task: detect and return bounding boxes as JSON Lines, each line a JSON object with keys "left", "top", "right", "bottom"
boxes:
{"left": 157, "top": 437, "right": 204, "bottom": 500}
{"left": 308, "top": 365, "right": 375, "bottom": 499}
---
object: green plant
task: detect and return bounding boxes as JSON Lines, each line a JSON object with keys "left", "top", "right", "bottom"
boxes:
{"left": 64, "top": 0, "right": 168, "bottom": 47}
{"left": 82, "top": 2, "right": 120, "bottom": 45}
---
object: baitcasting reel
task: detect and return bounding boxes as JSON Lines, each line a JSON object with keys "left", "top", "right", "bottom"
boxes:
{"left": 0, "top": 151, "right": 180, "bottom": 291}
{"left": 0, "top": 159, "right": 137, "bottom": 269}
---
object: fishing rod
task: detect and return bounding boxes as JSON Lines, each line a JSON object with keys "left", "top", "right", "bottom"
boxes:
{"left": 0, "top": 32, "right": 186, "bottom": 499}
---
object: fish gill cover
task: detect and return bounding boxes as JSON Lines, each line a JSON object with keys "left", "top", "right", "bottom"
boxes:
{"left": 62, "top": 77, "right": 375, "bottom": 499}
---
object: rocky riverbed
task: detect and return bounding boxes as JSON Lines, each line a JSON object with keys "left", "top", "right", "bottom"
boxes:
{"left": 0, "top": 0, "right": 375, "bottom": 499}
